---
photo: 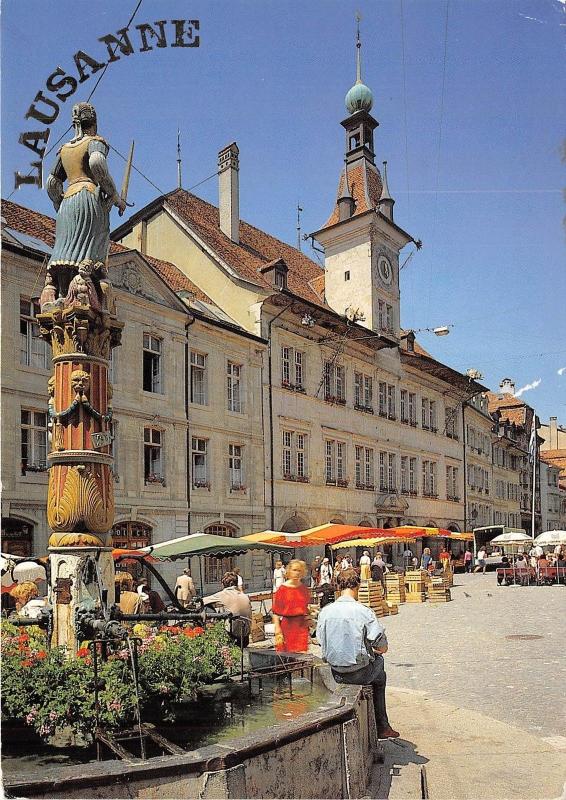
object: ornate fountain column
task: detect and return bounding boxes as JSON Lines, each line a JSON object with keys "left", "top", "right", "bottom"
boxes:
{"left": 38, "top": 102, "right": 129, "bottom": 651}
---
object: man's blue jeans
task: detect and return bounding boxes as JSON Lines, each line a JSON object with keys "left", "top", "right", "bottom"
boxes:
{"left": 331, "top": 656, "right": 389, "bottom": 730}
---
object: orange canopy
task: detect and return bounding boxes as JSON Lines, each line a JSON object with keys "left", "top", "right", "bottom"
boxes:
{"left": 389, "top": 526, "right": 465, "bottom": 539}
{"left": 242, "top": 524, "right": 409, "bottom": 548}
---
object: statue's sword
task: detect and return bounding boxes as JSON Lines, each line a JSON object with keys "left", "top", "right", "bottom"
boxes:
{"left": 120, "top": 140, "right": 135, "bottom": 209}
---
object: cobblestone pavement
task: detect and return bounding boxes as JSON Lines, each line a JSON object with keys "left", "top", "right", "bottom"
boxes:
{"left": 382, "top": 573, "right": 566, "bottom": 740}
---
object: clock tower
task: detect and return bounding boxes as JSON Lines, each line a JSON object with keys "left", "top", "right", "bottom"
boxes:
{"left": 311, "top": 24, "right": 415, "bottom": 338}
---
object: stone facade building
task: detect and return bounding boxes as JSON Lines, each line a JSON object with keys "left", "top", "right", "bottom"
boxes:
{"left": 487, "top": 380, "right": 541, "bottom": 536}
{"left": 111, "top": 51, "right": 486, "bottom": 566}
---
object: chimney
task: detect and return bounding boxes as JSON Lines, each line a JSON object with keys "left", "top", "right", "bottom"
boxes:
{"left": 500, "top": 377, "right": 515, "bottom": 395}
{"left": 218, "top": 143, "right": 239, "bottom": 243}
{"left": 549, "top": 416, "right": 558, "bottom": 448}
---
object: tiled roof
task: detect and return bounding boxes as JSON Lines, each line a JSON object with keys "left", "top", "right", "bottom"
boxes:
{"left": 142, "top": 253, "right": 213, "bottom": 303}
{"left": 486, "top": 391, "right": 529, "bottom": 410}
{"left": 540, "top": 450, "right": 566, "bottom": 478}
{"left": 323, "top": 161, "right": 383, "bottom": 229}
{"left": 163, "top": 189, "right": 325, "bottom": 308}
{"left": 2, "top": 199, "right": 56, "bottom": 247}
{"left": 308, "top": 273, "right": 325, "bottom": 301}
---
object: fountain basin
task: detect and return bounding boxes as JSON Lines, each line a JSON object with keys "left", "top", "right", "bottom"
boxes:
{"left": 3, "top": 667, "right": 380, "bottom": 799}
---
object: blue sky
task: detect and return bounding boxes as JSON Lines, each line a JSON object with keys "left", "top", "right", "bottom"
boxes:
{"left": 2, "top": 0, "right": 565, "bottom": 424}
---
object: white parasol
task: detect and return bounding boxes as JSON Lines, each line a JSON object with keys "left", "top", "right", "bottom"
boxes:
{"left": 490, "top": 531, "right": 533, "bottom": 545}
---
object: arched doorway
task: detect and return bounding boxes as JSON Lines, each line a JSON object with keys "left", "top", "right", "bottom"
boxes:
{"left": 203, "top": 523, "right": 237, "bottom": 585}
{"left": 422, "top": 521, "right": 441, "bottom": 561}
{"left": 1, "top": 518, "right": 34, "bottom": 557}
{"left": 112, "top": 521, "right": 152, "bottom": 582}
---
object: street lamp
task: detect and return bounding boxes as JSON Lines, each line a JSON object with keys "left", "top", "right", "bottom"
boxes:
{"left": 408, "top": 324, "right": 454, "bottom": 337}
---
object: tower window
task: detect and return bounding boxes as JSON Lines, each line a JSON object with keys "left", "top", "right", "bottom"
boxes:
{"left": 344, "top": 270, "right": 350, "bottom": 281}
{"left": 349, "top": 133, "right": 361, "bottom": 149}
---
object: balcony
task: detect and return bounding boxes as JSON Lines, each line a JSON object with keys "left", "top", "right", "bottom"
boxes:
{"left": 354, "top": 403, "right": 374, "bottom": 414}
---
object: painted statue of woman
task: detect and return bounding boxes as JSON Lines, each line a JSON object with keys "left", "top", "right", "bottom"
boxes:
{"left": 44, "top": 102, "right": 126, "bottom": 304}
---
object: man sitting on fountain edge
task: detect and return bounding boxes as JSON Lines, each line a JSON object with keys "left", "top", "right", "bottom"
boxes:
{"left": 316, "top": 570, "right": 399, "bottom": 740}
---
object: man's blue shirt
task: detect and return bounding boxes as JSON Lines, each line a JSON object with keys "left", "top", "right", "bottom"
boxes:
{"left": 316, "top": 595, "right": 387, "bottom": 672}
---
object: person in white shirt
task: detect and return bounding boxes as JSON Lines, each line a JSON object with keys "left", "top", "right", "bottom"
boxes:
{"left": 341, "top": 556, "right": 349, "bottom": 570}
{"left": 234, "top": 567, "right": 244, "bottom": 592}
{"left": 175, "top": 568, "right": 196, "bottom": 608}
{"left": 402, "top": 547, "right": 413, "bottom": 569}
{"left": 272, "top": 560, "right": 286, "bottom": 593}
{"left": 359, "top": 551, "right": 371, "bottom": 581}
{"left": 476, "top": 548, "right": 487, "bottom": 573}
{"left": 319, "top": 558, "right": 332, "bottom": 585}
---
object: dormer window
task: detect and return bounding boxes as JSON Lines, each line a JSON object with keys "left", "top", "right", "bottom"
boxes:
{"left": 406, "top": 331, "right": 415, "bottom": 352}
{"left": 259, "top": 258, "right": 288, "bottom": 290}
{"left": 274, "top": 268, "right": 287, "bottom": 289}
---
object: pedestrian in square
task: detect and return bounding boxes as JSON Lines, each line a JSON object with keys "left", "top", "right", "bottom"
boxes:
{"left": 316, "top": 570, "right": 399, "bottom": 739}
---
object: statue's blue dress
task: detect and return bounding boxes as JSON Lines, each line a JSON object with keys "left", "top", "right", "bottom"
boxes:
{"left": 48, "top": 138, "right": 111, "bottom": 269}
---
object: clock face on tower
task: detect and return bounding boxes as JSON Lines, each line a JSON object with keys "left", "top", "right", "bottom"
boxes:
{"left": 377, "top": 256, "right": 393, "bottom": 285}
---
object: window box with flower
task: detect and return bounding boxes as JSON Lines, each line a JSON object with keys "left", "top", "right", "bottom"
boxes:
{"left": 145, "top": 474, "right": 166, "bottom": 486}
{"left": 336, "top": 478, "right": 349, "bottom": 488}
{"left": 193, "top": 480, "right": 211, "bottom": 490}
{"left": 230, "top": 484, "right": 247, "bottom": 493}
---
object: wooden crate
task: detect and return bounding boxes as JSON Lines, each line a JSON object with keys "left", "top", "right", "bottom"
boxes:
{"left": 358, "top": 580, "right": 389, "bottom": 616}
{"left": 385, "top": 573, "right": 406, "bottom": 604}
{"left": 427, "top": 575, "right": 451, "bottom": 603}
{"left": 404, "top": 569, "right": 427, "bottom": 601}
{"left": 250, "top": 612, "right": 266, "bottom": 642}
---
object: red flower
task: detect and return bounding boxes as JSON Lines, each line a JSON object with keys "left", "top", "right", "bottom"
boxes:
{"left": 182, "top": 627, "right": 193, "bottom": 637}
{"left": 21, "top": 659, "right": 33, "bottom": 667}
{"left": 192, "top": 627, "right": 205, "bottom": 636}
{"left": 36, "top": 650, "right": 47, "bottom": 660}
{"left": 18, "top": 633, "right": 29, "bottom": 643}
{"left": 168, "top": 626, "right": 181, "bottom": 635}
{"left": 76, "top": 647, "right": 90, "bottom": 658}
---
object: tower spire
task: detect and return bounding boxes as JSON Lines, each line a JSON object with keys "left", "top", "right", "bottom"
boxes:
{"left": 177, "top": 128, "right": 182, "bottom": 190}
{"left": 378, "top": 160, "right": 395, "bottom": 220}
{"left": 355, "top": 11, "right": 362, "bottom": 84}
{"left": 337, "top": 158, "right": 355, "bottom": 221}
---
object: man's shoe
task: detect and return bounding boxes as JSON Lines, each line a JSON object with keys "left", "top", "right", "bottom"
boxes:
{"left": 377, "top": 725, "right": 400, "bottom": 739}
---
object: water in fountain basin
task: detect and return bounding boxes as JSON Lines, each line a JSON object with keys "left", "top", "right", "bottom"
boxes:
{"left": 1, "top": 675, "right": 334, "bottom": 778}
{"left": 154, "top": 676, "right": 334, "bottom": 751}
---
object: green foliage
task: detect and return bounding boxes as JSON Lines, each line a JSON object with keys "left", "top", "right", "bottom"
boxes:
{"left": 1, "top": 621, "right": 239, "bottom": 740}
